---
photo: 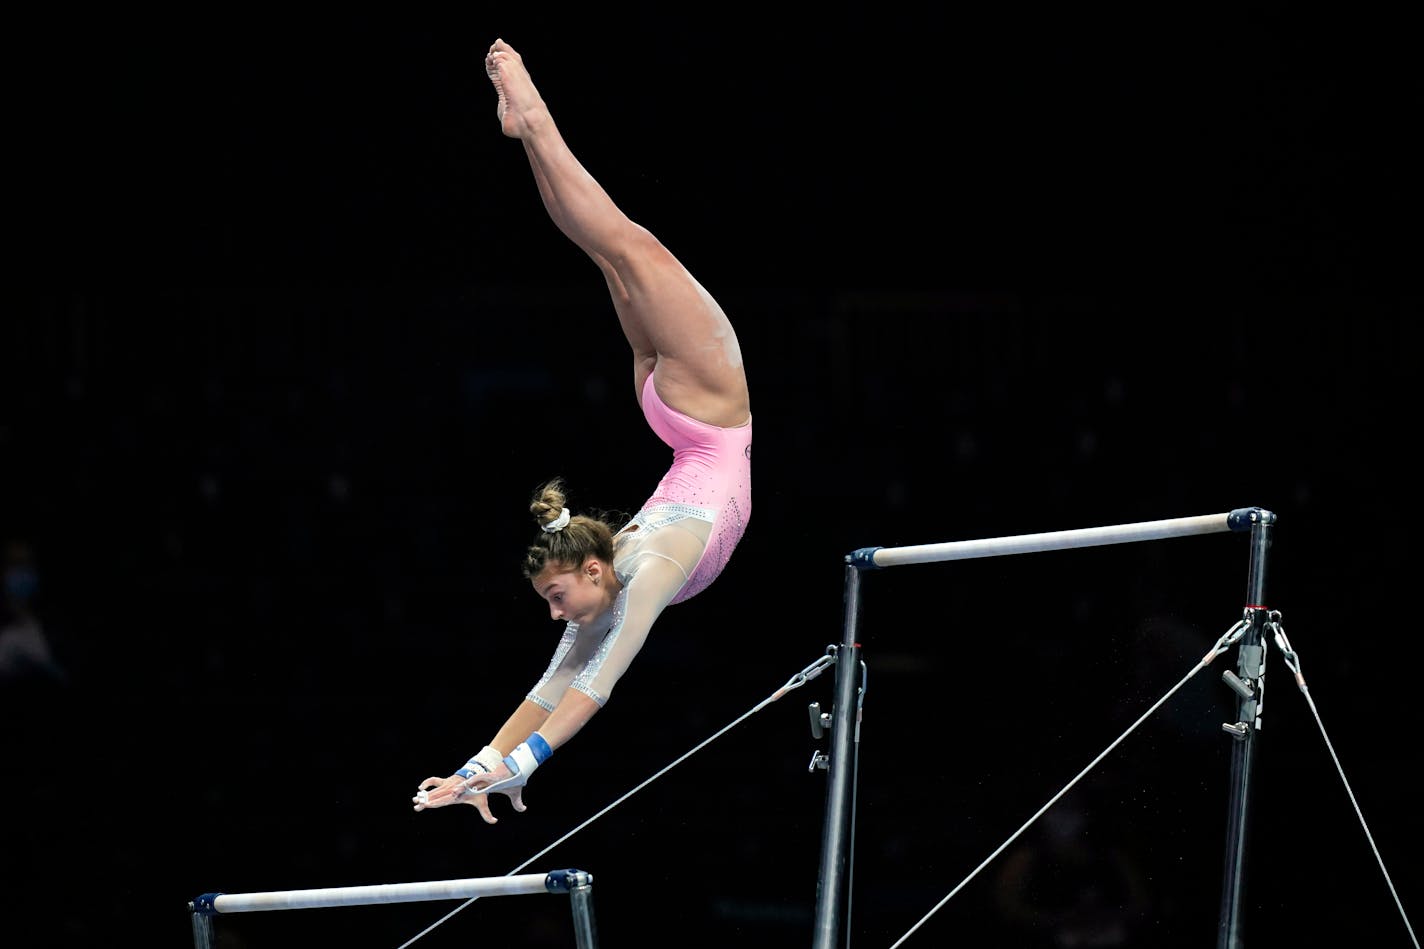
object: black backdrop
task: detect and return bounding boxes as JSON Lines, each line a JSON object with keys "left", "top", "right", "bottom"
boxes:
{"left": 5, "top": 8, "right": 1420, "bottom": 948}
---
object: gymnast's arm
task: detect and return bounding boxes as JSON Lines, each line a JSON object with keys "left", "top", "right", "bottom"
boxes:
{"left": 411, "top": 622, "right": 580, "bottom": 816}
{"left": 412, "top": 608, "right": 614, "bottom": 816}
{"left": 492, "top": 557, "right": 687, "bottom": 755}
{"left": 414, "top": 552, "right": 692, "bottom": 817}
{"left": 511, "top": 539, "right": 695, "bottom": 750}
{"left": 560, "top": 555, "right": 686, "bottom": 716}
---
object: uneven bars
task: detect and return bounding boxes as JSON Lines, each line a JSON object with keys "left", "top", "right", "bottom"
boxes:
{"left": 192, "top": 870, "right": 583, "bottom": 915}
{"left": 846, "top": 508, "right": 1267, "bottom": 570}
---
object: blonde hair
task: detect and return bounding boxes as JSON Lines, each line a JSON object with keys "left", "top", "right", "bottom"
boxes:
{"left": 521, "top": 478, "right": 617, "bottom": 578}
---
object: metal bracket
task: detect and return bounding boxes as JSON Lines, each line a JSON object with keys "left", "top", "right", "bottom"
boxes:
{"left": 808, "top": 701, "right": 831, "bottom": 739}
{"left": 1222, "top": 669, "right": 1255, "bottom": 700}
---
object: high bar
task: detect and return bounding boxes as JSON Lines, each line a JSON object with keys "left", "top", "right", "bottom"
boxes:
{"left": 846, "top": 507, "right": 1273, "bottom": 570}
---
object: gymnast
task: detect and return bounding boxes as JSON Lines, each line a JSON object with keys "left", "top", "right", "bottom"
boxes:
{"left": 413, "top": 39, "right": 752, "bottom": 823}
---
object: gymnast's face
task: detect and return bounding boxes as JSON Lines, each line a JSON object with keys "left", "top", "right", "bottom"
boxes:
{"left": 532, "top": 557, "right": 611, "bottom": 625}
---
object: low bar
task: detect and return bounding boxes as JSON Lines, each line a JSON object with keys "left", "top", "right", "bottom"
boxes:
{"left": 847, "top": 508, "right": 1267, "bottom": 570}
{"left": 192, "top": 871, "right": 561, "bottom": 915}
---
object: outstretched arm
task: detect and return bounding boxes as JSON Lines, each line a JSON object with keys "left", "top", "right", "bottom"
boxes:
{"left": 506, "top": 691, "right": 599, "bottom": 751}
{"left": 411, "top": 615, "right": 607, "bottom": 822}
{"left": 414, "top": 546, "right": 693, "bottom": 820}
{"left": 411, "top": 694, "right": 599, "bottom": 824}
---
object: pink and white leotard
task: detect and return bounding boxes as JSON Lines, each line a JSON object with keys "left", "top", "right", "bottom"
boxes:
{"left": 525, "top": 372, "right": 751, "bottom": 710}
{"left": 626, "top": 372, "right": 752, "bottom": 603}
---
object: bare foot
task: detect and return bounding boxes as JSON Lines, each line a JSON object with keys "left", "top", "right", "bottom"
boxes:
{"left": 485, "top": 38, "right": 550, "bottom": 139}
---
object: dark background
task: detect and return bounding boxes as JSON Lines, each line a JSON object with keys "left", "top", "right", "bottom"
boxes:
{"left": 4, "top": 8, "right": 1420, "bottom": 948}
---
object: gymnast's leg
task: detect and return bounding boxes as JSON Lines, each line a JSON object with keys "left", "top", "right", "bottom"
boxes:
{"left": 484, "top": 38, "right": 750, "bottom": 429}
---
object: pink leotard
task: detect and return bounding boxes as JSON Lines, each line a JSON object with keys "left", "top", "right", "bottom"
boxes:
{"left": 631, "top": 372, "right": 752, "bottom": 603}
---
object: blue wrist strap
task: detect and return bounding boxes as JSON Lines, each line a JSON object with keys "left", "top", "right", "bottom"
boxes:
{"left": 504, "top": 732, "right": 554, "bottom": 776}
{"left": 526, "top": 731, "right": 554, "bottom": 764}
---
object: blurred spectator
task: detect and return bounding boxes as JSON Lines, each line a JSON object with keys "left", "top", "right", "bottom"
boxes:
{"left": 0, "top": 538, "right": 65, "bottom": 686}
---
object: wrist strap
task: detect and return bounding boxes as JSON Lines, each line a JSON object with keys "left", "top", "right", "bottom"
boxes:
{"left": 502, "top": 731, "right": 553, "bottom": 776}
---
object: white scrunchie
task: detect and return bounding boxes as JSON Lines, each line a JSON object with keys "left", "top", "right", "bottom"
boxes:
{"left": 542, "top": 507, "right": 571, "bottom": 533}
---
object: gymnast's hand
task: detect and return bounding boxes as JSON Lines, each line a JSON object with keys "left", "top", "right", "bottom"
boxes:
{"left": 412, "top": 767, "right": 527, "bottom": 824}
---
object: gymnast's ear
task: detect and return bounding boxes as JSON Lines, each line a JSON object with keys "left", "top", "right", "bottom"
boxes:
{"left": 582, "top": 557, "right": 605, "bottom": 584}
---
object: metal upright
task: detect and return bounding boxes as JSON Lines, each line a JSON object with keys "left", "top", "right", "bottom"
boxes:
{"left": 1217, "top": 508, "right": 1276, "bottom": 949}
{"left": 812, "top": 563, "right": 865, "bottom": 949}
